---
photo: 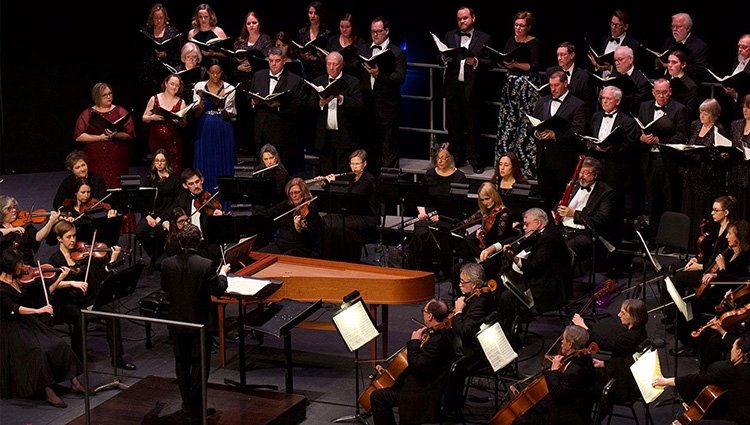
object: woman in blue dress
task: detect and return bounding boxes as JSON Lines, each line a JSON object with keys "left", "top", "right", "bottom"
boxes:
{"left": 192, "top": 60, "right": 236, "bottom": 193}
{"left": 495, "top": 11, "right": 542, "bottom": 179}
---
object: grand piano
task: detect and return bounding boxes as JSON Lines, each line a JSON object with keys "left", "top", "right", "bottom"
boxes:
{"left": 213, "top": 252, "right": 435, "bottom": 366}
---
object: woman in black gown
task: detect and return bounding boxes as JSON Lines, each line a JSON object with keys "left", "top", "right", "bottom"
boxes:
{"left": 0, "top": 248, "right": 86, "bottom": 408}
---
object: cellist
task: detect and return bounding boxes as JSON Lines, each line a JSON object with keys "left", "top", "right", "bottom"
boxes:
{"left": 653, "top": 336, "right": 750, "bottom": 425}
{"left": 370, "top": 299, "right": 458, "bottom": 425}
{"left": 510, "top": 325, "right": 596, "bottom": 425}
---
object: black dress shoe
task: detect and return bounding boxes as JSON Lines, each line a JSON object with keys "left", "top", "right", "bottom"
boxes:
{"left": 472, "top": 165, "right": 485, "bottom": 174}
{"left": 669, "top": 346, "right": 696, "bottom": 357}
{"left": 112, "top": 358, "right": 137, "bottom": 371}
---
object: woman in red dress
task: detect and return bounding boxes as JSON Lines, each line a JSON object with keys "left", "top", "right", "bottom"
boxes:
{"left": 142, "top": 74, "right": 187, "bottom": 173}
{"left": 73, "top": 83, "right": 135, "bottom": 188}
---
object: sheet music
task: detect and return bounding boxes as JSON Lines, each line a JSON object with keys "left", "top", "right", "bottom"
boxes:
{"left": 665, "top": 276, "right": 693, "bottom": 321}
{"left": 744, "top": 147, "right": 750, "bottom": 160}
{"left": 511, "top": 249, "right": 529, "bottom": 275}
{"left": 332, "top": 301, "right": 380, "bottom": 352}
{"left": 476, "top": 322, "right": 518, "bottom": 372}
{"left": 629, "top": 349, "right": 664, "bottom": 403}
{"left": 714, "top": 127, "right": 733, "bottom": 147}
{"left": 226, "top": 276, "right": 275, "bottom": 296}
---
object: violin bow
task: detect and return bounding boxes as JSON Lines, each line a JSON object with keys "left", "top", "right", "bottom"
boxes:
{"left": 273, "top": 196, "right": 318, "bottom": 222}
{"left": 82, "top": 230, "right": 97, "bottom": 288}
{"left": 36, "top": 260, "right": 53, "bottom": 316}
{"left": 72, "top": 192, "right": 113, "bottom": 223}
{"left": 190, "top": 190, "right": 221, "bottom": 218}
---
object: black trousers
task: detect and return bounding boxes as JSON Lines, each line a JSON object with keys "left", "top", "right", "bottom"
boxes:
{"left": 171, "top": 330, "right": 212, "bottom": 413}
{"left": 371, "top": 387, "right": 400, "bottom": 425}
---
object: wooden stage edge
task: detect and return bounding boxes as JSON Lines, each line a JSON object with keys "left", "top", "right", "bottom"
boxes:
{"left": 68, "top": 376, "right": 307, "bottom": 425}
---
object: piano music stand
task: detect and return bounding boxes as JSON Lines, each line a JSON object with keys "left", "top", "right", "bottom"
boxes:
{"left": 245, "top": 298, "right": 322, "bottom": 393}
{"left": 222, "top": 236, "right": 258, "bottom": 273}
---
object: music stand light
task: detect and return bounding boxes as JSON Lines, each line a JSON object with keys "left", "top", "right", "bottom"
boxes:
{"left": 331, "top": 290, "right": 380, "bottom": 424}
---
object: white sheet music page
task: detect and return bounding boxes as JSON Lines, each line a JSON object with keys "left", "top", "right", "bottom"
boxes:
{"left": 476, "top": 322, "right": 518, "bottom": 372}
{"left": 332, "top": 301, "right": 380, "bottom": 352}
{"left": 226, "top": 276, "right": 274, "bottom": 296}
{"left": 629, "top": 349, "right": 664, "bottom": 403}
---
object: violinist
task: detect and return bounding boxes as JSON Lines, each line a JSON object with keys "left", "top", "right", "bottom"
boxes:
{"left": 674, "top": 220, "right": 750, "bottom": 358}
{"left": 481, "top": 208, "right": 571, "bottom": 330}
{"left": 60, "top": 178, "right": 118, "bottom": 220}
{"left": 135, "top": 149, "right": 181, "bottom": 268}
{"left": 0, "top": 195, "right": 61, "bottom": 264}
{"left": 555, "top": 156, "right": 617, "bottom": 259}
{"left": 474, "top": 182, "right": 512, "bottom": 249}
{"left": 259, "top": 178, "right": 322, "bottom": 258}
{"left": 572, "top": 299, "right": 649, "bottom": 408}
{"left": 46, "top": 221, "right": 135, "bottom": 371}
{"left": 52, "top": 150, "right": 108, "bottom": 210}
{"left": 512, "top": 325, "right": 596, "bottom": 425}
{"left": 174, "top": 168, "right": 223, "bottom": 233}
{"left": 370, "top": 299, "right": 458, "bottom": 425}
{"left": 444, "top": 264, "right": 499, "bottom": 410}
{"left": 0, "top": 248, "right": 89, "bottom": 408}
{"left": 320, "top": 149, "right": 378, "bottom": 262}
{"left": 58, "top": 177, "right": 121, "bottom": 247}
{"left": 653, "top": 336, "right": 750, "bottom": 425}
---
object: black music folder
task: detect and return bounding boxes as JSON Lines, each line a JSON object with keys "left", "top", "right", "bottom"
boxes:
{"left": 248, "top": 298, "right": 322, "bottom": 338}
{"left": 525, "top": 113, "right": 571, "bottom": 133}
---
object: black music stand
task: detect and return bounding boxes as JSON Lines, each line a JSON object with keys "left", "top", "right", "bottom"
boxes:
{"left": 246, "top": 298, "right": 323, "bottom": 393}
{"left": 106, "top": 181, "right": 158, "bottom": 257}
{"left": 331, "top": 291, "right": 380, "bottom": 424}
{"left": 218, "top": 175, "right": 280, "bottom": 211}
{"left": 92, "top": 260, "right": 145, "bottom": 393}
{"left": 324, "top": 183, "right": 376, "bottom": 260}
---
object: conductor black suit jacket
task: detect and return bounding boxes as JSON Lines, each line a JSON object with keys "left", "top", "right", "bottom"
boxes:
{"left": 310, "top": 72, "right": 363, "bottom": 151}
{"left": 517, "top": 225, "right": 572, "bottom": 313}
{"left": 533, "top": 92, "right": 589, "bottom": 172}
{"left": 250, "top": 69, "right": 306, "bottom": 146}
{"left": 442, "top": 28, "right": 492, "bottom": 100}
{"left": 160, "top": 251, "right": 227, "bottom": 334}
{"left": 360, "top": 42, "right": 406, "bottom": 119}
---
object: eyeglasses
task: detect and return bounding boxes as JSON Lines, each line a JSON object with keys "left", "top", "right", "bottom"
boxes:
{"left": 609, "top": 22, "right": 625, "bottom": 28}
{"left": 289, "top": 190, "right": 302, "bottom": 196}
{"left": 711, "top": 208, "right": 725, "bottom": 213}
{"left": 176, "top": 218, "right": 189, "bottom": 224}
{"left": 459, "top": 279, "right": 474, "bottom": 286}
{"left": 101, "top": 92, "right": 113, "bottom": 97}
{"left": 370, "top": 29, "right": 385, "bottom": 34}
{"left": 513, "top": 23, "right": 527, "bottom": 28}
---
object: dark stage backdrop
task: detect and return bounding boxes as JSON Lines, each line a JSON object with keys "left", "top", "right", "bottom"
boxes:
{"left": 0, "top": 1, "right": 743, "bottom": 174}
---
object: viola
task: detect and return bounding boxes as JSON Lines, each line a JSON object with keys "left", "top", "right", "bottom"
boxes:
{"left": 70, "top": 242, "right": 113, "bottom": 262}
{"left": 479, "top": 205, "right": 505, "bottom": 249}
{"left": 715, "top": 282, "right": 750, "bottom": 312}
{"left": 192, "top": 190, "right": 222, "bottom": 216}
{"left": 695, "top": 247, "right": 733, "bottom": 299}
{"left": 671, "top": 385, "right": 725, "bottom": 425}
{"left": 490, "top": 342, "right": 599, "bottom": 425}
{"left": 18, "top": 264, "right": 63, "bottom": 284}
{"left": 12, "top": 209, "right": 52, "bottom": 227}
{"left": 695, "top": 218, "right": 717, "bottom": 264}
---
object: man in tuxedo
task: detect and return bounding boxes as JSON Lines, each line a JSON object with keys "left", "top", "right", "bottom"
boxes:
{"left": 657, "top": 13, "right": 709, "bottom": 82}
{"left": 546, "top": 42, "right": 596, "bottom": 111}
{"left": 532, "top": 71, "right": 589, "bottom": 211}
{"left": 610, "top": 46, "right": 652, "bottom": 115}
{"left": 718, "top": 34, "right": 750, "bottom": 124}
{"left": 480, "top": 208, "right": 572, "bottom": 329}
{"left": 160, "top": 224, "right": 229, "bottom": 420}
{"left": 588, "top": 9, "right": 642, "bottom": 75}
{"left": 441, "top": 6, "right": 492, "bottom": 174}
{"left": 310, "top": 51, "right": 363, "bottom": 175}
{"left": 250, "top": 47, "right": 307, "bottom": 174}
{"left": 173, "top": 168, "right": 223, "bottom": 262}
{"left": 361, "top": 16, "right": 406, "bottom": 173}
{"left": 587, "top": 86, "right": 641, "bottom": 218}
{"left": 556, "top": 157, "right": 617, "bottom": 258}
{"left": 636, "top": 78, "right": 690, "bottom": 233}
{"left": 370, "top": 298, "right": 458, "bottom": 425}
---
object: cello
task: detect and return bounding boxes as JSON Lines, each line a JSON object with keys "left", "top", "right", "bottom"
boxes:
{"left": 489, "top": 342, "right": 599, "bottom": 425}
{"left": 671, "top": 385, "right": 726, "bottom": 425}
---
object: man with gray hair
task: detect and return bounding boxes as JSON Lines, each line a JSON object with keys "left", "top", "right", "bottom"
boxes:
{"left": 657, "top": 12, "right": 709, "bottom": 82}
{"left": 310, "top": 51, "right": 363, "bottom": 175}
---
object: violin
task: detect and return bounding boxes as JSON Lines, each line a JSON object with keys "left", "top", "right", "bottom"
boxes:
{"left": 11, "top": 209, "right": 53, "bottom": 227}
{"left": 490, "top": 342, "right": 599, "bottom": 425}
{"left": 692, "top": 302, "right": 750, "bottom": 338}
{"left": 70, "top": 242, "right": 113, "bottom": 262}
{"left": 695, "top": 218, "right": 717, "bottom": 264}
{"left": 695, "top": 247, "right": 733, "bottom": 299}
{"left": 79, "top": 197, "right": 112, "bottom": 213}
{"left": 448, "top": 280, "right": 497, "bottom": 325}
{"left": 18, "top": 264, "right": 64, "bottom": 285}
{"left": 451, "top": 209, "right": 482, "bottom": 234}
{"left": 479, "top": 205, "right": 505, "bottom": 249}
{"left": 715, "top": 281, "right": 750, "bottom": 312}
{"left": 192, "top": 190, "right": 222, "bottom": 216}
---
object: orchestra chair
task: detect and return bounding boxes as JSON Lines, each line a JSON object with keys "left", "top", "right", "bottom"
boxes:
{"left": 627, "top": 211, "right": 690, "bottom": 299}
{"left": 592, "top": 378, "right": 616, "bottom": 425}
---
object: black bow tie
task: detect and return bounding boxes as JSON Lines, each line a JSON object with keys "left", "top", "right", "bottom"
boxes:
{"left": 579, "top": 185, "right": 592, "bottom": 192}
{"left": 328, "top": 77, "right": 336, "bottom": 84}
{"left": 603, "top": 112, "right": 616, "bottom": 118}
{"left": 458, "top": 31, "right": 472, "bottom": 38}
{"left": 654, "top": 105, "right": 664, "bottom": 112}
{"left": 609, "top": 37, "right": 621, "bottom": 43}
{"left": 269, "top": 75, "right": 279, "bottom": 81}
{"left": 551, "top": 98, "right": 562, "bottom": 103}
{"left": 372, "top": 45, "right": 382, "bottom": 50}
{"left": 564, "top": 70, "right": 571, "bottom": 77}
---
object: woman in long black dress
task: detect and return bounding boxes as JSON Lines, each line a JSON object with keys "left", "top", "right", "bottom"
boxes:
{"left": 0, "top": 196, "right": 61, "bottom": 264}
{"left": 729, "top": 95, "right": 750, "bottom": 219}
{"left": 0, "top": 248, "right": 86, "bottom": 408}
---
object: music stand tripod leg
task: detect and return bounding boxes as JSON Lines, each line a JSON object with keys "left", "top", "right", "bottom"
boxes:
{"left": 331, "top": 349, "right": 371, "bottom": 424}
